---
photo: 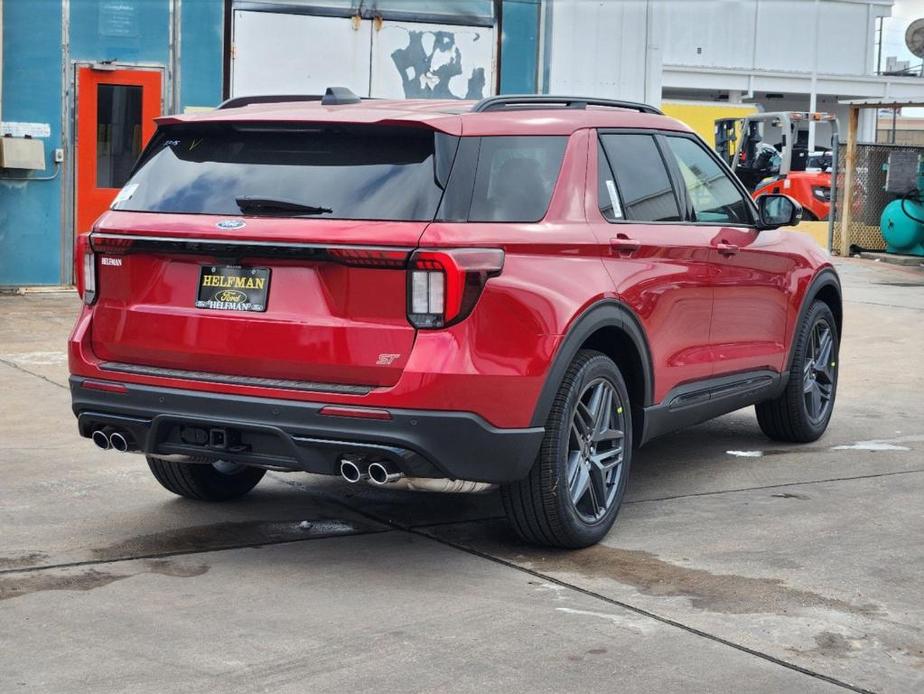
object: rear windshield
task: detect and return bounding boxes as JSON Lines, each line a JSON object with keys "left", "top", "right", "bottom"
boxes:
{"left": 113, "top": 124, "right": 457, "bottom": 221}
{"left": 113, "top": 125, "right": 568, "bottom": 223}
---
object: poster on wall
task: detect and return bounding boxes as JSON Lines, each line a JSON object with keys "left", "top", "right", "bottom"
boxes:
{"left": 230, "top": 10, "right": 495, "bottom": 101}
{"left": 371, "top": 21, "right": 495, "bottom": 100}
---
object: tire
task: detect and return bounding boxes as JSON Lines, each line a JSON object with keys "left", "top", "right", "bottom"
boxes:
{"left": 756, "top": 300, "right": 839, "bottom": 442}
{"left": 146, "top": 456, "right": 266, "bottom": 501}
{"left": 501, "top": 350, "right": 633, "bottom": 548}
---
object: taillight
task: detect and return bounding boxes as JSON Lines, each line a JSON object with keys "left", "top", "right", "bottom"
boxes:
{"left": 407, "top": 249, "right": 504, "bottom": 329}
{"left": 90, "top": 234, "right": 135, "bottom": 254}
{"left": 76, "top": 234, "right": 97, "bottom": 305}
{"left": 327, "top": 248, "right": 408, "bottom": 268}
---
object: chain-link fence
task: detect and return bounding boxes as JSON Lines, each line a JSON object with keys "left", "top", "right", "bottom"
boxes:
{"left": 832, "top": 142, "right": 924, "bottom": 253}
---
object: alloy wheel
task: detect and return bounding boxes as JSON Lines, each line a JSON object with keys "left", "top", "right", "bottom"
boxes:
{"left": 567, "top": 378, "right": 627, "bottom": 522}
{"left": 803, "top": 318, "right": 836, "bottom": 422}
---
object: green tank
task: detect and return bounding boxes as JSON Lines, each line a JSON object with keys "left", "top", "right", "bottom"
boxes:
{"left": 881, "top": 198, "right": 924, "bottom": 256}
{"left": 881, "top": 153, "right": 924, "bottom": 257}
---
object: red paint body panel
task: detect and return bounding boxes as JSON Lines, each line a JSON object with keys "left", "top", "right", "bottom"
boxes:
{"left": 70, "top": 104, "right": 835, "bottom": 436}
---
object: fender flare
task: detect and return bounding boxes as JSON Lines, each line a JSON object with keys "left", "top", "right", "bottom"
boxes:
{"left": 529, "top": 300, "right": 654, "bottom": 428}
{"left": 784, "top": 267, "right": 842, "bottom": 372}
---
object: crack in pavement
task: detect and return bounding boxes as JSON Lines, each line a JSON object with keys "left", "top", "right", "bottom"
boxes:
{"left": 0, "top": 357, "right": 68, "bottom": 391}
{"left": 843, "top": 300, "right": 924, "bottom": 312}
{"left": 268, "top": 473, "right": 877, "bottom": 694}
{"left": 2, "top": 453, "right": 904, "bottom": 691}
{"left": 0, "top": 466, "right": 885, "bottom": 692}
{"left": 623, "top": 467, "right": 924, "bottom": 505}
{"left": 0, "top": 527, "right": 392, "bottom": 576}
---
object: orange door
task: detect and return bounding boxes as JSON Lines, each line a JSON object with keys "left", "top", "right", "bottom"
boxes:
{"left": 75, "top": 66, "right": 162, "bottom": 234}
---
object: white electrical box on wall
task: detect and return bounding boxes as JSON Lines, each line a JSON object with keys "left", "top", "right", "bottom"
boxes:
{"left": 0, "top": 137, "right": 46, "bottom": 170}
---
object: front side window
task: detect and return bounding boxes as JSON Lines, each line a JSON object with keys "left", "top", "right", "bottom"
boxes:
{"left": 664, "top": 136, "right": 754, "bottom": 225}
{"left": 467, "top": 136, "right": 567, "bottom": 222}
{"left": 113, "top": 124, "right": 455, "bottom": 221}
{"left": 599, "top": 134, "right": 680, "bottom": 222}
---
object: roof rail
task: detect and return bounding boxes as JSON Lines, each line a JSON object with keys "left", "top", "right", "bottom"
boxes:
{"left": 216, "top": 87, "right": 363, "bottom": 110}
{"left": 216, "top": 94, "right": 323, "bottom": 110}
{"left": 471, "top": 95, "right": 663, "bottom": 115}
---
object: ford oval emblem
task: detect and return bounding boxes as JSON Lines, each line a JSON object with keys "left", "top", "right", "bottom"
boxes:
{"left": 216, "top": 219, "right": 246, "bottom": 230}
{"left": 215, "top": 289, "right": 248, "bottom": 304}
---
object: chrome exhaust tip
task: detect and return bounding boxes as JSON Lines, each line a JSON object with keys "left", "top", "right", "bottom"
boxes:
{"left": 339, "top": 459, "right": 367, "bottom": 484}
{"left": 91, "top": 429, "right": 111, "bottom": 450}
{"left": 109, "top": 431, "right": 131, "bottom": 452}
{"left": 368, "top": 461, "right": 404, "bottom": 486}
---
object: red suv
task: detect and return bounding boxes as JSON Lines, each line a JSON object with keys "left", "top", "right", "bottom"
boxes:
{"left": 69, "top": 90, "right": 841, "bottom": 548}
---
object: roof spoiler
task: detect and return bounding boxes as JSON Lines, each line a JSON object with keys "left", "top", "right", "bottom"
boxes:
{"left": 471, "top": 95, "right": 663, "bottom": 115}
{"left": 216, "top": 87, "right": 363, "bottom": 110}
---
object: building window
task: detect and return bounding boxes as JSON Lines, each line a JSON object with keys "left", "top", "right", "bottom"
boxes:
{"left": 97, "top": 84, "right": 142, "bottom": 189}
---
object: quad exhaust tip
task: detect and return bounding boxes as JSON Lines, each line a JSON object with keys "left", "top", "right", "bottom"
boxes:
{"left": 91, "top": 429, "right": 111, "bottom": 450}
{"left": 368, "top": 461, "right": 404, "bottom": 486}
{"left": 91, "top": 427, "right": 134, "bottom": 452}
{"left": 109, "top": 431, "right": 130, "bottom": 452}
{"left": 339, "top": 459, "right": 367, "bottom": 484}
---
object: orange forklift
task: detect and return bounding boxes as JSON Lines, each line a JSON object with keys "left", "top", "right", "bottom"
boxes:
{"left": 715, "top": 112, "right": 839, "bottom": 221}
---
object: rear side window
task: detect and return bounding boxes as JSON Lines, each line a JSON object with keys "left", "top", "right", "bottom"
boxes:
{"left": 113, "top": 124, "right": 456, "bottom": 221}
{"left": 663, "top": 136, "right": 754, "bottom": 225}
{"left": 599, "top": 134, "right": 680, "bottom": 222}
{"left": 467, "top": 136, "right": 567, "bottom": 222}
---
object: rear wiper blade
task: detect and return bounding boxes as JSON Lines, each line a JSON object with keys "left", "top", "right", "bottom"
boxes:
{"left": 235, "top": 196, "right": 332, "bottom": 216}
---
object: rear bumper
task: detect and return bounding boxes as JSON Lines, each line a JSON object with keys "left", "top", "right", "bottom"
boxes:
{"left": 70, "top": 377, "right": 543, "bottom": 484}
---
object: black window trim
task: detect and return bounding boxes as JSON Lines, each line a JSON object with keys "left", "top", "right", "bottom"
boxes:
{"left": 595, "top": 127, "right": 760, "bottom": 228}
{"left": 595, "top": 129, "right": 683, "bottom": 226}
{"left": 596, "top": 139, "right": 627, "bottom": 222}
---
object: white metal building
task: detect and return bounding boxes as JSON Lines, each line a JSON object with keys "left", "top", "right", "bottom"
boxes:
{"left": 546, "top": 0, "right": 923, "bottom": 142}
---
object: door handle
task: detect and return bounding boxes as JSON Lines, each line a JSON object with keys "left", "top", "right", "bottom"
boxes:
{"left": 716, "top": 242, "right": 739, "bottom": 256}
{"left": 610, "top": 236, "right": 641, "bottom": 256}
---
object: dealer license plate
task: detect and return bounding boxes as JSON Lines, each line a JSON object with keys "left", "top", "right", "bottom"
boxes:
{"left": 195, "top": 265, "right": 270, "bottom": 312}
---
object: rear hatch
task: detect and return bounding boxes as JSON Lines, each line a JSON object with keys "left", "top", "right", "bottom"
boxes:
{"left": 89, "top": 122, "right": 458, "bottom": 389}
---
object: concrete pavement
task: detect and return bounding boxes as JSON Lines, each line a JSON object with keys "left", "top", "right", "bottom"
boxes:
{"left": 1, "top": 257, "right": 922, "bottom": 693}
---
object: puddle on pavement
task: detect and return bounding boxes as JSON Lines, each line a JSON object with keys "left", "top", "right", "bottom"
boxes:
{"left": 431, "top": 521, "right": 882, "bottom": 618}
{"left": 0, "top": 559, "right": 209, "bottom": 602}
{"left": 91, "top": 518, "right": 381, "bottom": 562}
{"left": 527, "top": 545, "right": 884, "bottom": 617}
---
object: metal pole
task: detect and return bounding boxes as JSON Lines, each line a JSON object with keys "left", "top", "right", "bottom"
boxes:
{"left": 876, "top": 16, "right": 883, "bottom": 75}
{"left": 827, "top": 120, "right": 839, "bottom": 253}
{"left": 0, "top": 0, "right": 4, "bottom": 122}
{"left": 808, "top": 0, "right": 820, "bottom": 153}
{"left": 839, "top": 106, "right": 859, "bottom": 257}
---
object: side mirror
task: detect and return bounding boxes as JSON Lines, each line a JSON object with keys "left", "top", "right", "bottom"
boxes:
{"left": 756, "top": 193, "right": 802, "bottom": 229}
